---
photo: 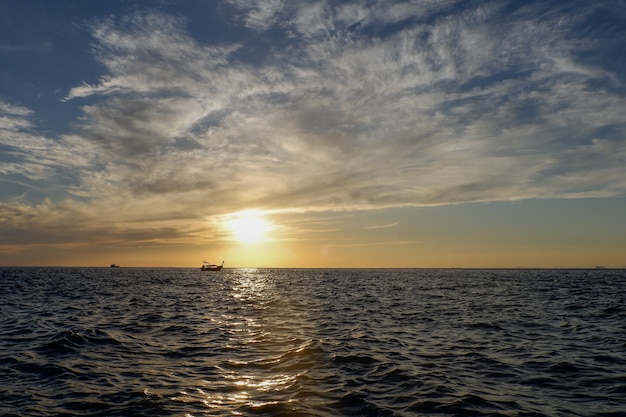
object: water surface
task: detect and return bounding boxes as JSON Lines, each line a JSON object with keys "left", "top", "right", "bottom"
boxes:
{"left": 1, "top": 268, "right": 625, "bottom": 416}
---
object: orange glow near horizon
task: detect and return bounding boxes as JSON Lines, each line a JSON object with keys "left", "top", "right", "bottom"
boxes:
{"left": 2, "top": 201, "right": 625, "bottom": 269}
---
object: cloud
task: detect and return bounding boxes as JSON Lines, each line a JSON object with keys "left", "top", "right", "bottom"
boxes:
{"left": 366, "top": 222, "right": 399, "bottom": 230}
{"left": 2, "top": 1, "right": 626, "bottom": 250}
{"left": 0, "top": 102, "right": 33, "bottom": 136}
{"left": 0, "top": 102, "right": 85, "bottom": 193}
{"left": 230, "top": 0, "right": 287, "bottom": 31}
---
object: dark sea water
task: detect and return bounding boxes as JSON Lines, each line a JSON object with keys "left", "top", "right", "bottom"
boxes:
{"left": 1, "top": 268, "right": 625, "bottom": 417}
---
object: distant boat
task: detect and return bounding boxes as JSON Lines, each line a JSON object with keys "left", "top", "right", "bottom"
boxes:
{"left": 110, "top": 264, "right": 120, "bottom": 268}
{"left": 201, "top": 261, "right": 223, "bottom": 271}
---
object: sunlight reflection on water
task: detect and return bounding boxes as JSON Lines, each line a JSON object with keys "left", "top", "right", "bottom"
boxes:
{"left": 200, "top": 268, "right": 305, "bottom": 413}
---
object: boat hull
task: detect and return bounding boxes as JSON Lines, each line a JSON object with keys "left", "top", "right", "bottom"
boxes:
{"left": 201, "top": 261, "right": 224, "bottom": 271}
{"left": 201, "top": 266, "right": 222, "bottom": 271}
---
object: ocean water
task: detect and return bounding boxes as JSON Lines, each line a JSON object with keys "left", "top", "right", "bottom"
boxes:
{"left": 1, "top": 268, "right": 625, "bottom": 417}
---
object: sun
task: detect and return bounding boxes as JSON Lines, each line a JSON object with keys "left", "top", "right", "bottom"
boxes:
{"left": 227, "top": 211, "right": 272, "bottom": 244}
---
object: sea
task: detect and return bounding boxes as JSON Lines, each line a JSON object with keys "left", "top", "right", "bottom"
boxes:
{"left": 1, "top": 268, "right": 625, "bottom": 417}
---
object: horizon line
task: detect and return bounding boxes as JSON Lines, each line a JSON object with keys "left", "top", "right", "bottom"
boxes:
{"left": 1, "top": 265, "right": 622, "bottom": 270}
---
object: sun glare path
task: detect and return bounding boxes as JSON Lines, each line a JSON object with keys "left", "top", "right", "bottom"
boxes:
{"left": 227, "top": 211, "right": 272, "bottom": 244}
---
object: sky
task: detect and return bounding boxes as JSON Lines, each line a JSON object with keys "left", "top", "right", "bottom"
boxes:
{"left": 1, "top": 0, "right": 625, "bottom": 268}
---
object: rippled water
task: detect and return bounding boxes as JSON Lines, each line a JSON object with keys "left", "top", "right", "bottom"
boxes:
{"left": 1, "top": 268, "right": 625, "bottom": 416}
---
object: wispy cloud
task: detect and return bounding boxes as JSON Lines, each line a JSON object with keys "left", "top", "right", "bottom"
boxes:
{"left": 1, "top": 1, "right": 625, "bottom": 251}
{"left": 366, "top": 222, "right": 399, "bottom": 230}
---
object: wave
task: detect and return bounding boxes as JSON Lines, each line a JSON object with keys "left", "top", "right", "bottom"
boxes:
{"left": 36, "top": 328, "right": 122, "bottom": 355}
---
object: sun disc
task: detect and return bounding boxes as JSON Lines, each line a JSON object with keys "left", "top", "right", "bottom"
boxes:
{"left": 227, "top": 212, "right": 271, "bottom": 243}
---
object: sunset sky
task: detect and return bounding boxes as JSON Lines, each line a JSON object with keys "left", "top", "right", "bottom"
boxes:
{"left": 1, "top": 0, "right": 625, "bottom": 268}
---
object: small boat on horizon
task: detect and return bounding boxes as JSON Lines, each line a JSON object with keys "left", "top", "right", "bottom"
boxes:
{"left": 201, "top": 261, "right": 224, "bottom": 271}
{"left": 110, "top": 264, "right": 120, "bottom": 268}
